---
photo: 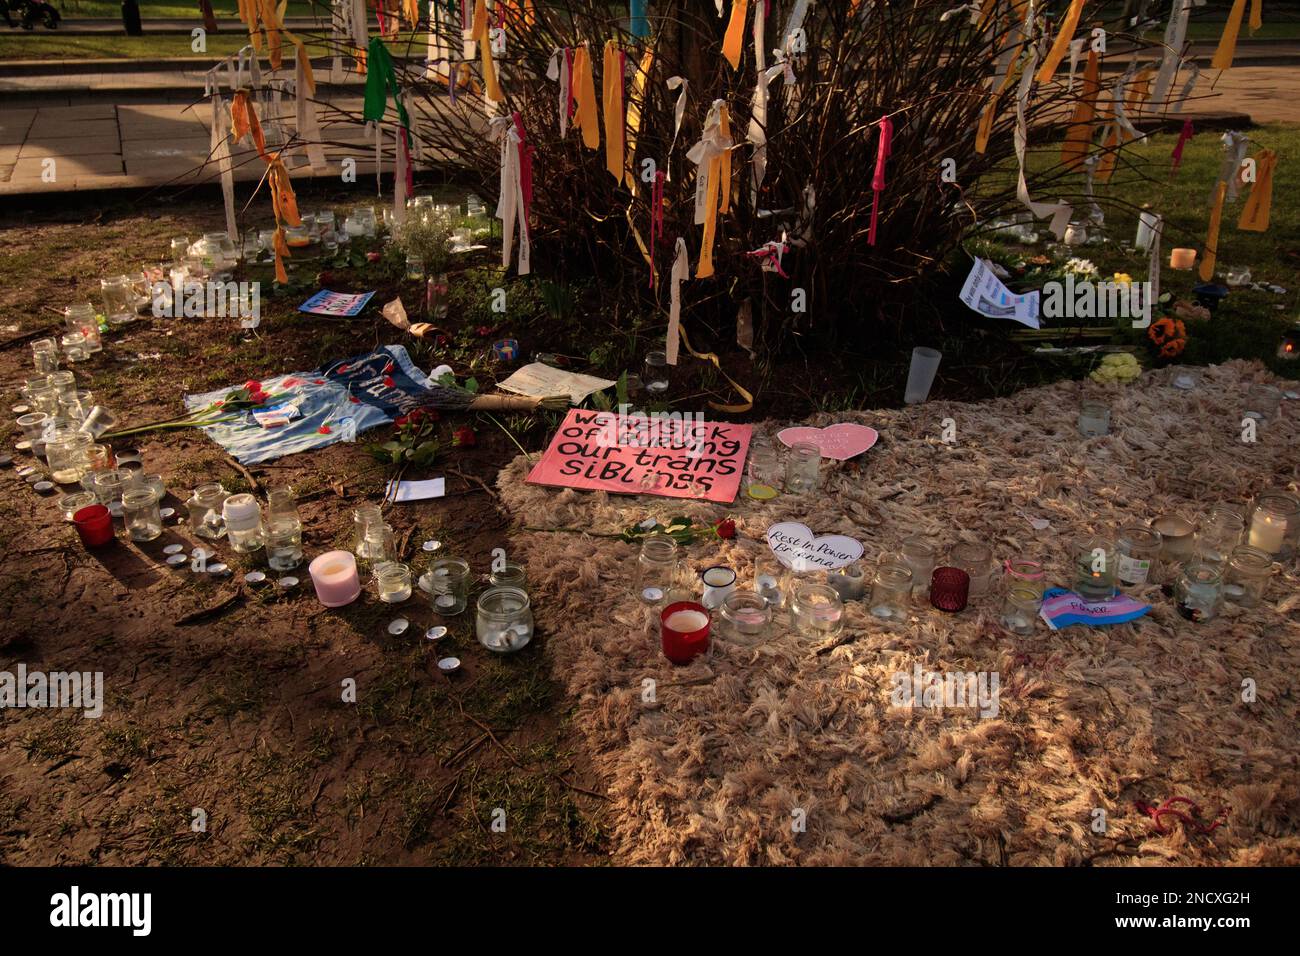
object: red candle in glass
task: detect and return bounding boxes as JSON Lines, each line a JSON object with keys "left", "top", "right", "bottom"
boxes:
{"left": 660, "top": 601, "right": 711, "bottom": 665}
{"left": 930, "top": 567, "right": 970, "bottom": 612}
{"left": 73, "top": 503, "right": 114, "bottom": 548}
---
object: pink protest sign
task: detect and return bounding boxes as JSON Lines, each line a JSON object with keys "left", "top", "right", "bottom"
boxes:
{"left": 526, "top": 410, "right": 752, "bottom": 503}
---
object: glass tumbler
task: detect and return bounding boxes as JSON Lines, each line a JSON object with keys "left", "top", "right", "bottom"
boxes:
{"left": 476, "top": 586, "right": 534, "bottom": 652}
{"left": 32, "top": 339, "right": 60, "bottom": 374}
{"left": 424, "top": 557, "right": 471, "bottom": 615}
{"left": 121, "top": 487, "right": 163, "bottom": 542}
{"left": 1004, "top": 558, "right": 1045, "bottom": 598}
{"left": 101, "top": 275, "right": 137, "bottom": 325}
{"left": 901, "top": 536, "right": 938, "bottom": 598}
{"left": 784, "top": 441, "right": 821, "bottom": 495}
{"left": 643, "top": 350, "right": 670, "bottom": 395}
{"left": 1072, "top": 535, "right": 1116, "bottom": 599}
{"left": 1195, "top": 506, "right": 1245, "bottom": 566}
{"left": 186, "top": 482, "right": 229, "bottom": 539}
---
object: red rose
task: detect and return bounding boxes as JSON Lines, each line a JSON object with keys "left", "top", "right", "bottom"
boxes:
{"left": 366, "top": 251, "right": 382, "bottom": 262}
{"left": 348, "top": 395, "right": 360, "bottom": 404}
{"left": 313, "top": 378, "right": 325, "bottom": 385}
{"left": 476, "top": 325, "right": 493, "bottom": 337}
{"left": 453, "top": 426, "right": 477, "bottom": 447}
{"left": 244, "top": 380, "right": 262, "bottom": 392}
{"left": 250, "top": 391, "right": 270, "bottom": 405}
{"left": 318, "top": 425, "right": 332, "bottom": 434}
{"left": 714, "top": 518, "right": 736, "bottom": 539}
{"left": 383, "top": 376, "right": 395, "bottom": 388}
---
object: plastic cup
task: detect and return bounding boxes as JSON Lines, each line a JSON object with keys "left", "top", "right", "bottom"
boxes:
{"left": 904, "top": 347, "right": 942, "bottom": 404}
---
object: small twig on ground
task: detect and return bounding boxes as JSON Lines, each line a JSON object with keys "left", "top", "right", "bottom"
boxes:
{"left": 173, "top": 591, "right": 243, "bottom": 626}
{"left": 447, "top": 465, "right": 499, "bottom": 502}
{"left": 222, "top": 456, "right": 261, "bottom": 495}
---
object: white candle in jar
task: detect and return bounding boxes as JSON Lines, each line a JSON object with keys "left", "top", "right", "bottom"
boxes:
{"left": 1248, "top": 512, "right": 1287, "bottom": 554}
{"left": 664, "top": 609, "right": 708, "bottom": 632}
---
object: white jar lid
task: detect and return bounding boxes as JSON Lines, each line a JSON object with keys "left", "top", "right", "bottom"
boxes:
{"left": 222, "top": 492, "right": 262, "bottom": 530}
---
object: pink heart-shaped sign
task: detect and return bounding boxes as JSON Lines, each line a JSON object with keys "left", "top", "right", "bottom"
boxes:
{"left": 777, "top": 423, "right": 879, "bottom": 461}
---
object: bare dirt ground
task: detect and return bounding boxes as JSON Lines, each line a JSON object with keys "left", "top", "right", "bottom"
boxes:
{"left": 0, "top": 191, "right": 610, "bottom": 865}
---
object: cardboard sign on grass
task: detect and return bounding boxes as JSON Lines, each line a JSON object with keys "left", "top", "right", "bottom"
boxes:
{"left": 526, "top": 409, "right": 752, "bottom": 503}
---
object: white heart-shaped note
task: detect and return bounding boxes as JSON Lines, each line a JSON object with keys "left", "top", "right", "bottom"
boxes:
{"left": 766, "top": 521, "right": 865, "bottom": 572}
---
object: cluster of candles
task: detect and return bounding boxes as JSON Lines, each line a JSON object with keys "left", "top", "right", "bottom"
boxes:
{"left": 642, "top": 491, "right": 1298, "bottom": 663}
{"left": 741, "top": 440, "right": 824, "bottom": 502}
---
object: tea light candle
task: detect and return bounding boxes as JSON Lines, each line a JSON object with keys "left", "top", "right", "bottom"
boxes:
{"left": 1248, "top": 510, "right": 1287, "bottom": 555}
{"left": 309, "top": 550, "right": 362, "bottom": 607}
{"left": 1169, "top": 248, "right": 1196, "bottom": 270}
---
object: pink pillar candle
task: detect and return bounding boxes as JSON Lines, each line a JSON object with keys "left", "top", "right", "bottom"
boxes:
{"left": 309, "top": 550, "right": 362, "bottom": 607}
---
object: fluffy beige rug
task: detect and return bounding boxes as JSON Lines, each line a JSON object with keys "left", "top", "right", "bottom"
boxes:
{"left": 498, "top": 360, "right": 1300, "bottom": 865}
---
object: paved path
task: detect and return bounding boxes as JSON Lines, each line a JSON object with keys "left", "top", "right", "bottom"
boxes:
{"left": 1, "top": 64, "right": 1297, "bottom": 195}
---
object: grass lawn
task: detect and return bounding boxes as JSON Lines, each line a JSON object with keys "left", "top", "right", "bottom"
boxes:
{"left": 968, "top": 121, "right": 1298, "bottom": 377}
{"left": 49, "top": 0, "right": 325, "bottom": 17}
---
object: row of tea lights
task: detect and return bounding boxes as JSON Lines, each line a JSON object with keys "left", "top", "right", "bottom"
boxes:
{"left": 641, "top": 496, "right": 1296, "bottom": 664}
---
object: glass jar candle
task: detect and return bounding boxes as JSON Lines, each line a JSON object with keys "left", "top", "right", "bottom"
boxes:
{"left": 642, "top": 350, "right": 670, "bottom": 395}
{"left": 784, "top": 441, "right": 821, "bottom": 495}
{"left": 101, "top": 275, "right": 137, "bottom": 325}
{"left": 265, "top": 516, "right": 304, "bottom": 571}
{"left": 1003, "top": 558, "right": 1045, "bottom": 598}
{"left": 1243, "top": 384, "right": 1282, "bottom": 421}
{"left": 222, "top": 493, "right": 265, "bottom": 553}
{"left": 1195, "top": 506, "right": 1245, "bottom": 566}
{"left": 869, "top": 562, "right": 913, "bottom": 622}
{"left": 65, "top": 303, "right": 101, "bottom": 351}
{"left": 476, "top": 586, "right": 534, "bottom": 652}
{"left": 744, "top": 443, "right": 782, "bottom": 501}
{"left": 45, "top": 428, "right": 91, "bottom": 485}
{"left": 121, "top": 487, "right": 163, "bottom": 542}
{"left": 900, "top": 536, "right": 938, "bottom": 598}
{"left": 1063, "top": 220, "right": 1088, "bottom": 246}
{"left": 718, "top": 591, "right": 772, "bottom": 641}
{"left": 61, "top": 333, "right": 89, "bottom": 363}
{"left": 28, "top": 383, "right": 60, "bottom": 416}
{"left": 1151, "top": 514, "right": 1196, "bottom": 566}
{"left": 374, "top": 561, "right": 413, "bottom": 603}
{"left": 405, "top": 256, "right": 424, "bottom": 281}
{"left": 423, "top": 557, "right": 471, "bottom": 615}
{"left": 827, "top": 561, "right": 867, "bottom": 602}
{"left": 1224, "top": 545, "right": 1271, "bottom": 608}
{"left": 789, "top": 583, "right": 845, "bottom": 639}
{"left": 929, "top": 567, "right": 970, "bottom": 612}
{"left": 1001, "top": 586, "right": 1041, "bottom": 636}
{"left": 46, "top": 370, "right": 76, "bottom": 398}
{"left": 1077, "top": 400, "right": 1110, "bottom": 437}
{"left": 59, "top": 391, "right": 93, "bottom": 422}
{"left": 1175, "top": 562, "right": 1223, "bottom": 622}
{"left": 489, "top": 562, "right": 528, "bottom": 589}
{"left": 1247, "top": 492, "right": 1299, "bottom": 559}
{"left": 82, "top": 443, "right": 112, "bottom": 477}
{"left": 137, "top": 473, "right": 166, "bottom": 501}
{"left": 31, "top": 339, "right": 60, "bottom": 374}
{"left": 169, "top": 236, "right": 191, "bottom": 262}
{"left": 951, "top": 542, "right": 993, "bottom": 598}
{"left": 634, "top": 533, "right": 680, "bottom": 606}
{"left": 352, "top": 503, "right": 384, "bottom": 559}
{"left": 752, "top": 551, "right": 785, "bottom": 609}
{"left": 92, "top": 468, "right": 131, "bottom": 514}
{"left": 186, "top": 482, "right": 228, "bottom": 538}
{"left": 1072, "top": 536, "right": 1116, "bottom": 599}
{"left": 59, "top": 490, "right": 98, "bottom": 521}
{"left": 363, "top": 522, "right": 395, "bottom": 564}
{"left": 1116, "top": 526, "right": 1161, "bottom": 590}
